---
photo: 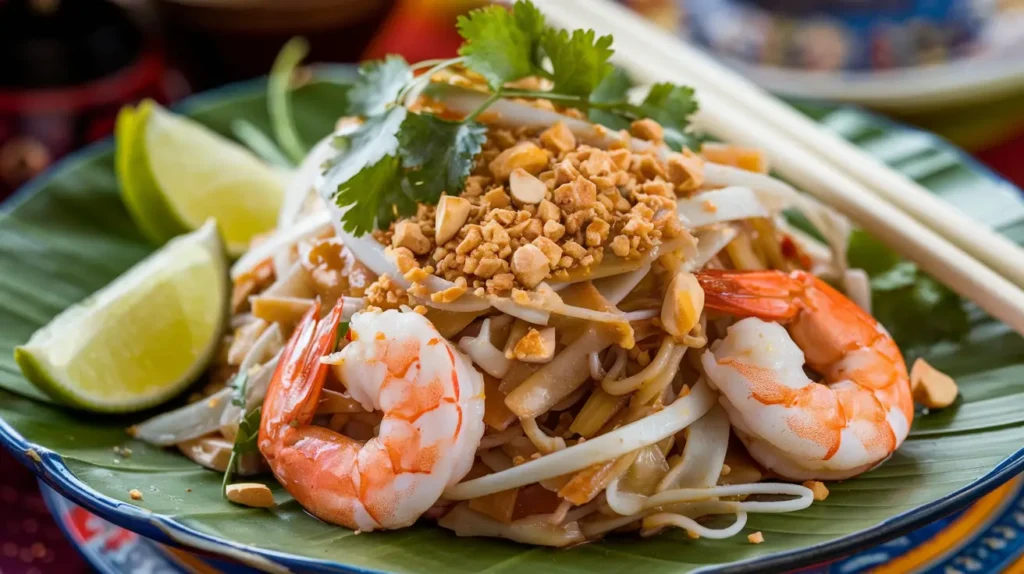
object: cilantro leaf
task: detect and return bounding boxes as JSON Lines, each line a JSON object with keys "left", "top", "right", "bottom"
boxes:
{"left": 542, "top": 28, "right": 614, "bottom": 97}
{"left": 323, "top": 107, "right": 409, "bottom": 234}
{"left": 588, "top": 67, "right": 634, "bottom": 130}
{"left": 458, "top": 4, "right": 543, "bottom": 89}
{"left": 347, "top": 55, "right": 413, "bottom": 117}
{"left": 512, "top": 0, "right": 546, "bottom": 46}
{"left": 336, "top": 155, "right": 408, "bottom": 235}
{"left": 233, "top": 405, "right": 263, "bottom": 456}
{"left": 229, "top": 372, "right": 249, "bottom": 408}
{"left": 638, "top": 83, "right": 698, "bottom": 132}
{"left": 847, "top": 230, "right": 968, "bottom": 353}
{"left": 221, "top": 405, "right": 263, "bottom": 494}
{"left": 399, "top": 113, "right": 487, "bottom": 204}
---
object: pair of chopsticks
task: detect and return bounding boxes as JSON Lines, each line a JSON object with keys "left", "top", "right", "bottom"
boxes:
{"left": 533, "top": 0, "right": 1024, "bottom": 338}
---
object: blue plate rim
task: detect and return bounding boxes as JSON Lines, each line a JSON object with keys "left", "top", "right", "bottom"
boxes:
{"left": 1, "top": 69, "right": 1023, "bottom": 573}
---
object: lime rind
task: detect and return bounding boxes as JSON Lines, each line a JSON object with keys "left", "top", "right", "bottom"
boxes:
{"left": 116, "top": 102, "right": 192, "bottom": 244}
{"left": 14, "top": 221, "right": 229, "bottom": 413}
{"left": 116, "top": 100, "right": 286, "bottom": 256}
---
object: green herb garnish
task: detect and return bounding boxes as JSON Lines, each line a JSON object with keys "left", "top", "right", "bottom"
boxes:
{"left": 222, "top": 372, "right": 263, "bottom": 494}
{"left": 325, "top": 0, "right": 698, "bottom": 234}
{"left": 847, "top": 229, "right": 969, "bottom": 355}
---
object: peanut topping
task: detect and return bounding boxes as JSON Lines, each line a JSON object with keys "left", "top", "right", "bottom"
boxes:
{"left": 225, "top": 483, "right": 275, "bottom": 508}
{"left": 392, "top": 220, "right": 430, "bottom": 255}
{"left": 701, "top": 143, "right": 769, "bottom": 173}
{"left": 383, "top": 124, "right": 691, "bottom": 295}
{"left": 662, "top": 271, "right": 704, "bottom": 339}
{"left": 509, "top": 168, "right": 547, "bottom": 205}
{"left": 553, "top": 176, "right": 596, "bottom": 211}
{"left": 513, "top": 327, "right": 556, "bottom": 363}
{"left": 364, "top": 275, "right": 409, "bottom": 310}
{"left": 512, "top": 244, "right": 550, "bottom": 289}
{"left": 802, "top": 480, "right": 830, "bottom": 501}
{"left": 910, "top": 358, "right": 959, "bottom": 409}
{"left": 667, "top": 149, "right": 705, "bottom": 191}
{"left": 435, "top": 195, "right": 472, "bottom": 244}
{"left": 540, "top": 121, "right": 576, "bottom": 153}
{"left": 489, "top": 141, "right": 550, "bottom": 180}
{"left": 747, "top": 532, "right": 764, "bottom": 544}
{"left": 630, "top": 118, "right": 664, "bottom": 142}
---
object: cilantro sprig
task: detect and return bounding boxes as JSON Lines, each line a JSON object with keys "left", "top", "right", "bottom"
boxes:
{"left": 221, "top": 372, "right": 264, "bottom": 494}
{"left": 326, "top": 0, "right": 698, "bottom": 234}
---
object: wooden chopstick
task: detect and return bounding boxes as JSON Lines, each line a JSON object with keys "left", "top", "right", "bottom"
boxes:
{"left": 536, "top": 0, "right": 1024, "bottom": 291}
{"left": 533, "top": 0, "right": 1024, "bottom": 337}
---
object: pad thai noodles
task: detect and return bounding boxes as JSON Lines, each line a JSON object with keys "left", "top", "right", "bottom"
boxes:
{"left": 130, "top": 2, "right": 920, "bottom": 547}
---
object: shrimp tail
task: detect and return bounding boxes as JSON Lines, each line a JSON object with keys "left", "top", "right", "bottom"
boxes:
{"left": 698, "top": 269, "right": 815, "bottom": 321}
{"left": 259, "top": 299, "right": 344, "bottom": 448}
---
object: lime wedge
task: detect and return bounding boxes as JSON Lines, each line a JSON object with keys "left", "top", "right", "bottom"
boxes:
{"left": 116, "top": 100, "right": 286, "bottom": 256}
{"left": 15, "top": 221, "right": 229, "bottom": 413}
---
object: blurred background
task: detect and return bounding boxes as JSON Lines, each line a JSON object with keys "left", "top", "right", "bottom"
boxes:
{"left": 1, "top": 0, "right": 1023, "bottom": 200}
{"left": 1, "top": 0, "right": 1023, "bottom": 572}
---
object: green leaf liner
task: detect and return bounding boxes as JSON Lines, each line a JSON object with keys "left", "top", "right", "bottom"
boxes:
{"left": 0, "top": 78, "right": 1023, "bottom": 573}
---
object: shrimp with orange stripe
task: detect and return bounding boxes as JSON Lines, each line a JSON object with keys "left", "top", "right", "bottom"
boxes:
{"left": 697, "top": 269, "right": 914, "bottom": 481}
{"left": 258, "top": 302, "right": 484, "bottom": 531}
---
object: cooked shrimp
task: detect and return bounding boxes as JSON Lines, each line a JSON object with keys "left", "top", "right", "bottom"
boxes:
{"left": 258, "top": 302, "right": 485, "bottom": 530}
{"left": 696, "top": 270, "right": 913, "bottom": 480}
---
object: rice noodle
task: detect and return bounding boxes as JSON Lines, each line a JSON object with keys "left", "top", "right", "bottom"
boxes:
{"left": 522, "top": 417, "right": 567, "bottom": 454}
{"left": 479, "top": 448, "right": 515, "bottom": 472}
{"left": 478, "top": 426, "right": 524, "bottom": 451}
{"left": 703, "top": 162, "right": 852, "bottom": 275}
{"left": 489, "top": 296, "right": 551, "bottom": 325}
{"left": 845, "top": 268, "right": 872, "bottom": 313}
{"left": 603, "top": 347, "right": 628, "bottom": 381}
{"left": 631, "top": 347, "right": 686, "bottom": 405}
{"left": 277, "top": 134, "right": 341, "bottom": 230}
{"left": 588, "top": 351, "right": 607, "bottom": 380}
{"left": 624, "top": 309, "right": 660, "bottom": 321}
{"left": 641, "top": 512, "right": 748, "bottom": 540}
{"left": 231, "top": 211, "right": 331, "bottom": 280}
{"left": 593, "top": 264, "right": 650, "bottom": 307}
{"left": 684, "top": 226, "right": 738, "bottom": 272}
{"left": 676, "top": 187, "right": 768, "bottom": 228}
{"left": 657, "top": 403, "right": 730, "bottom": 492}
{"left": 131, "top": 388, "right": 232, "bottom": 446}
{"left": 262, "top": 262, "right": 314, "bottom": 299}
{"left": 505, "top": 327, "right": 618, "bottom": 418}
{"left": 438, "top": 504, "right": 585, "bottom": 548}
{"left": 602, "top": 337, "right": 676, "bottom": 396}
{"left": 458, "top": 318, "right": 512, "bottom": 377}
{"left": 444, "top": 380, "right": 714, "bottom": 500}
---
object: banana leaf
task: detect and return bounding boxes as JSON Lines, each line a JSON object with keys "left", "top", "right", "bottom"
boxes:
{"left": 1, "top": 73, "right": 1023, "bottom": 573}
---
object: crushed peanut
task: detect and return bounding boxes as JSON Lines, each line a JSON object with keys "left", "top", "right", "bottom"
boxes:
{"left": 512, "top": 327, "right": 556, "bottom": 363}
{"left": 435, "top": 195, "right": 472, "bottom": 244}
{"left": 910, "top": 358, "right": 959, "bottom": 409}
{"left": 381, "top": 118, "right": 692, "bottom": 295}
{"left": 748, "top": 531, "right": 764, "bottom": 544}
{"left": 630, "top": 118, "right": 663, "bottom": 142}
{"left": 364, "top": 275, "right": 410, "bottom": 310}
{"left": 512, "top": 244, "right": 550, "bottom": 289}
{"left": 802, "top": 480, "right": 830, "bottom": 501}
{"left": 489, "top": 141, "right": 550, "bottom": 180}
{"left": 226, "top": 483, "right": 276, "bottom": 508}
{"left": 129, "top": 489, "right": 143, "bottom": 501}
{"left": 509, "top": 168, "right": 547, "bottom": 205}
{"left": 392, "top": 220, "right": 431, "bottom": 255}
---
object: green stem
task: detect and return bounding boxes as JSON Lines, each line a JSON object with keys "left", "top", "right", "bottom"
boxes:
{"left": 465, "top": 91, "right": 503, "bottom": 122}
{"left": 268, "top": 37, "right": 311, "bottom": 165}
{"left": 221, "top": 451, "right": 238, "bottom": 496}
{"left": 499, "top": 89, "right": 634, "bottom": 115}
